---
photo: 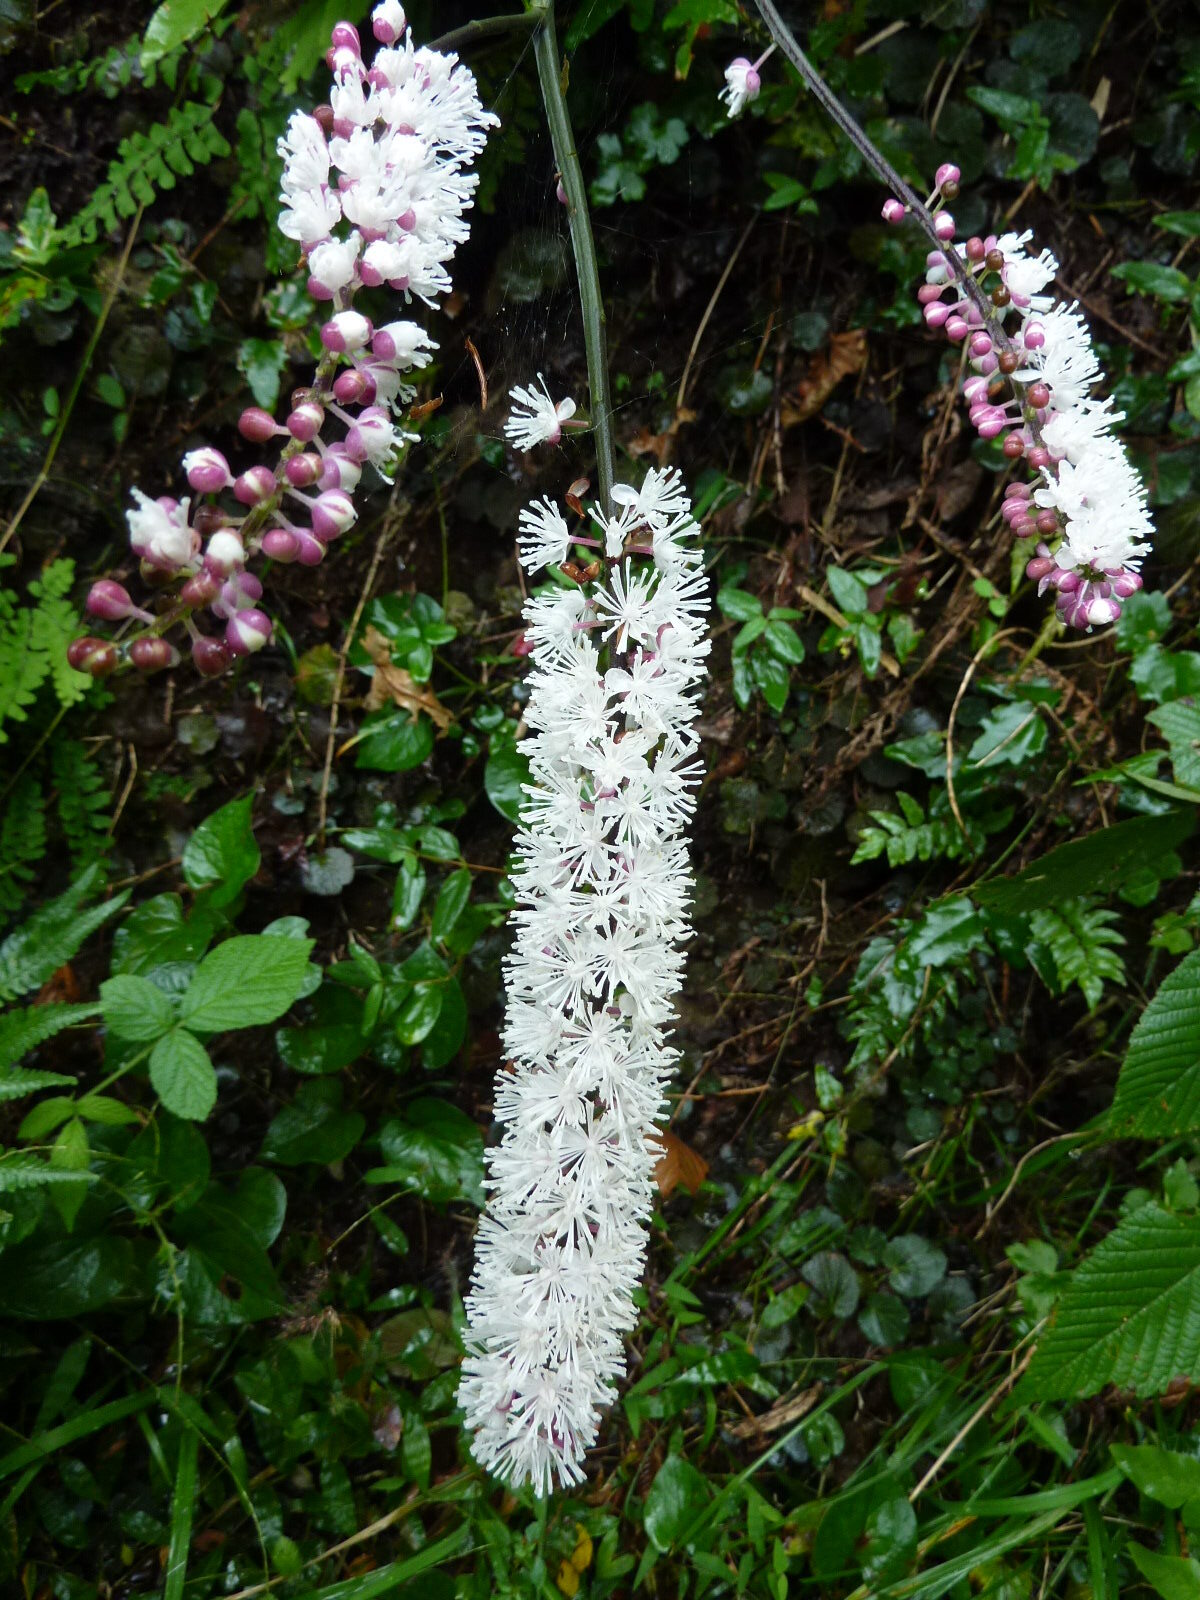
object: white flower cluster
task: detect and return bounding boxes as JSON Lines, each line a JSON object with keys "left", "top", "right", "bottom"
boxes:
{"left": 278, "top": 4, "right": 499, "bottom": 306}
{"left": 458, "top": 467, "right": 711, "bottom": 1495}
{"left": 971, "top": 230, "right": 1152, "bottom": 629}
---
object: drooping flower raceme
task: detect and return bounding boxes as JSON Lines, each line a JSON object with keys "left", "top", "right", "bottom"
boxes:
{"left": 889, "top": 184, "right": 1153, "bottom": 631}
{"left": 72, "top": 4, "right": 498, "bottom": 681}
{"left": 458, "top": 466, "right": 711, "bottom": 1495}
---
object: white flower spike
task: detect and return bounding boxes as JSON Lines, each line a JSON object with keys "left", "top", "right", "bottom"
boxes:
{"left": 504, "top": 375, "right": 578, "bottom": 451}
{"left": 458, "top": 466, "right": 711, "bottom": 1495}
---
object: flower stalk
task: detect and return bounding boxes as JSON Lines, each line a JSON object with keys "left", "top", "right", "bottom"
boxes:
{"left": 531, "top": 3, "right": 616, "bottom": 512}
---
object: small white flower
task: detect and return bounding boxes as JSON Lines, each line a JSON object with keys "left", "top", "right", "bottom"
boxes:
{"left": 504, "top": 375, "right": 577, "bottom": 451}
{"left": 720, "top": 56, "right": 762, "bottom": 117}
{"left": 127, "top": 489, "right": 194, "bottom": 569}
{"left": 307, "top": 232, "right": 362, "bottom": 294}
{"left": 277, "top": 112, "right": 329, "bottom": 193}
{"left": 278, "top": 186, "right": 342, "bottom": 246}
{"left": 517, "top": 497, "right": 573, "bottom": 573}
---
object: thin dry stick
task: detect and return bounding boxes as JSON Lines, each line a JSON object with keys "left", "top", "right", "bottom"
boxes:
{"left": 976, "top": 1132, "right": 1089, "bottom": 1238}
{"left": 675, "top": 215, "right": 758, "bottom": 415}
{"left": 909, "top": 1344, "right": 1036, "bottom": 1502}
{"left": 315, "top": 519, "right": 397, "bottom": 850}
{"left": 944, "top": 627, "right": 1023, "bottom": 836}
{"left": 1, "top": 204, "right": 145, "bottom": 556}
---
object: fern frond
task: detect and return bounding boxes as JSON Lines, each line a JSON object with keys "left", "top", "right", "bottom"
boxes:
{"left": 0, "top": 1066, "right": 77, "bottom": 1102}
{"left": 0, "top": 865, "right": 129, "bottom": 1005}
{"left": 59, "top": 99, "right": 232, "bottom": 247}
{"left": 52, "top": 741, "right": 111, "bottom": 874}
{"left": 0, "top": 774, "right": 47, "bottom": 921}
{"left": 1030, "top": 899, "right": 1126, "bottom": 1010}
{"left": 0, "top": 1155, "right": 97, "bottom": 1191}
{"left": 0, "top": 1001, "right": 100, "bottom": 1072}
{"left": 1022, "top": 1204, "right": 1200, "bottom": 1400}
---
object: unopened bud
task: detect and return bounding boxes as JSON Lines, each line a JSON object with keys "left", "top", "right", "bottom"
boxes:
{"left": 881, "top": 197, "right": 906, "bottom": 224}
{"left": 287, "top": 402, "right": 325, "bottom": 442}
{"left": 192, "top": 636, "right": 231, "bottom": 677}
{"left": 310, "top": 489, "right": 357, "bottom": 540}
{"left": 238, "top": 407, "right": 282, "bottom": 443}
{"left": 68, "top": 636, "right": 118, "bottom": 677}
{"left": 180, "top": 569, "right": 222, "bottom": 608}
{"left": 234, "top": 465, "right": 278, "bottom": 506}
{"left": 226, "top": 608, "right": 273, "bottom": 656}
{"left": 183, "top": 446, "right": 232, "bottom": 494}
{"left": 286, "top": 453, "right": 323, "bottom": 487}
{"left": 205, "top": 529, "right": 246, "bottom": 576}
{"left": 130, "top": 636, "right": 178, "bottom": 673}
{"left": 86, "top": 579, "right": 134, "bottom": 620}
{"left": 321, "top": 311, "right": 373, "bottom": 353}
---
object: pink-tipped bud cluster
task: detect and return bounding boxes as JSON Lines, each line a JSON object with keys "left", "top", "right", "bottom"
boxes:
{"left": 909, "top": 164, "right": 1154, "bottom": 631}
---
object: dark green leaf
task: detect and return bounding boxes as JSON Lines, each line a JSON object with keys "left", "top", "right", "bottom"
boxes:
{"left": 180, "top": 935, "right": 314, "bottom": 1032}
{"left": 261, "top": 1082, "right": 365, "bottom": 1167}
{"left": 368, "top": 1099, "right": 484, "bottom": 1206}
{"left": 643, "top": 1454, "right": 711, "bottom": 1552}
{"left": 150, "top": 1029, "right": 217, "bottom": 1121}
{"left": 484, "top": 739, "right": 529, "bottom": 824}
{"left": 354, "top": 710, "right": 435, "bottom": 772}
{"left": 181, "top": 796, "right": 260, "bottom": 907}
{"left": 975, "top": 811, "right": 1195, "bottom": 915}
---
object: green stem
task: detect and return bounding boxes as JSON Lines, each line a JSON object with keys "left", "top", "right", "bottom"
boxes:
{"left": 531, "top": 4, "right": 616, "bottom": 511}
{"left": 429, "top": 11, "right": 540, "bottom": 54}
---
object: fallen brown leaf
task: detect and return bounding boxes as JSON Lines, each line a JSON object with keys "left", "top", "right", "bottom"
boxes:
{"left": 781, "top": 330, "right": 867, "bottom": 429}
{"left": 626, "top": 407, "right": 697, "bottom": 464}
{"left": 361, "top": 625, "right": 454, "bottom": 731}
{"left": 727, "top": 1382, "right": 824, "bottom": 1441}
{"left": 655, "top": 1129, "right": 709, "bottom": 1198}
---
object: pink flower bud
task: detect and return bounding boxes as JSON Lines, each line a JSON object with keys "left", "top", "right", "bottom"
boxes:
{"left": 1022, "top": 321, "right": 1045, "bottom": 351}
{"left": 286, "top": 453, "right": 323, "bottom": 487}
{"left": 1112, "top": 570, "right": 1143, "bottom": 598}
{"left": 226, "top": 608, "right": 273, "bottom": 656}
{"left": 934, "top": 212, "right": 956, "bottom": 241}
{"left": 1036, "top": 510, "right": 1058, "bottom": 535}
{"left": 130, "top": 637, "right": 178, "bottom": 673}
{"left": 924, "top": 302, "right": 951, "bottom": 329}
{"left": 511, "top": 630, "right": 534, "bottom": 658}
{"left": 969, "top": 332, "right": 992, "bottom": 358}
{"left": 238, "top": 407, "right": 282, "bottom": 443}
{"left": 556, "top": 179, "right": 568, "bottom": 205}
{"left": 965, "top": 236, "right": 985, "bottom": 262}
{"left": 287, "top": 402, "right": 325, "bottom": 442}
{"left": 1007, "top": 481, "right": 1033, "bottom": 500}
{"left": 205, "top": 529, "right": 246, "bottom": 576}
{"left": 68, "top": 636, "right": 118, "bottom": 677}
{"left": 262, "top": 528, "right": 301, "bottom": 563}
{"left": 295, "top": 529, "right": 327, "bottom": 566}
{"left": 321, "top": 311, "right": 372, "bottom": 353}
{"left": 192, "top": 636, "right": 231, "bottom": 677}
{"left": 935, "top": 162, "right": 961, "bottom": 188}
{"left": 214, "top": 573, "right": 263, "bottom": 622}
{"left": 179, "top": 569, "right": 222, "bottom": 608}
{"left": 1026, "top": 382, "right": 1050, "bottom": 410}
{"left": 1086, "top": 594, "right": 1121, "bottom": 628}
{"left": 977, "top": 413, "right": 1006, "bottom": 439}
{"left": 183, "top": 446, "right": 232, "bottom": 494}
{"left": 333, "top": 367, "right": 373, "bottom": 405}
{"left": 963, "top": 376, "right": 990, "bottom": 404}
{"left": 86, "top": 579, "right": 135, "bottom": 620}
{"left": 372, "top": 1, "right": 406, "bottom": 44}
{"left": 1002, "top": 435, "right": 1026, "bottom": 460}
{"left": 307, "top": 276, "right": 335, "bottom": 302}
{"left": 310, "top": 489, "right": 357, "bottom": 540}
{"left": 330, "top": 20, "right": 360, "bottom": 52}
{"left": 1027, "top": 446, "right": 1050, "bottom": 470}
{"left": 234, "top": 465, "right": 278, "bottom": 506}
{"left": 972, "top": 353, "right": 999, "bottom": 376}
{"left": 945, "top": 316, "right": 969, "bottom": 341}
{"left": 881, "top": 198, "right": 906, "bottom": 224}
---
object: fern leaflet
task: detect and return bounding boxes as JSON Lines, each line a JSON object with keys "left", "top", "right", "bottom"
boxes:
{"left": 0, "top": 1155, "right": 97, "bottom": 1191}
{"left": 0, "top": 866, "right": 129, "bottom": 1005}
{"left": 0, "top": 774, "right": 47, "bottom": 921}
{"left": 59, "top": 99, "right": 231, "bottom": 247}
{"left": 52, "top": 741, "right": 111, "bottom": 874}
{"left": 0, "top": 1001, "right": 101, "bottom": 1072}
{"left": 1030, "top": 899, "right": 1126, "bottom": 1010}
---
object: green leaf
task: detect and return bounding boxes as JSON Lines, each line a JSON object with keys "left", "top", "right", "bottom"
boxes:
{"left": 101, "top": 974, "right": 175, "bottom": 1041}
{"left": 1022, "top": 1205, "right": 1200, "bottom": 1400}
{"left": 431, "top": 868, "right": 471, "bottom": 943}
{"left": 150, "top": 1029, "right": 218, "bottom": 1121}
{"left": 238, "top": 336, "right": 288, "bottom": 410}
{"left": 276, "top": 984, "right": 364, "bottom": 1076}
{"left": 141, "top": 0, "right": 229, "bottom": 65}
{"left": 764, "top": 619, "right": 806, "bottom": 664}
{"left": 1111, "top": 948, "right": 1200, "bottom": 1136}
{"left": 0, "top": 866, "right": 129, "bottom": 1004}
{"left": 643, "top": 1455, "right": 712, "bottom": 1552}
{"left": 968, "top": 700, "right": 1046, "bottom": 767}
{"left": 827, "top": 568, "right": 869, "bottom": 616}
{"left": 716, "top": 585, "right": 763, "bottom": 623}
{"left": 367, "top": 1099, "right": 484, "bottom": 1206}
{"left": 974, "top": 811, "right": 1195, "bottom": 915}
{"left": 801, "top": 1251, "right": 860, "bottom": 1318}
{"left": 1150, "top": 703, "right": 1200, "bottom": 788}
{"left": 0, "top": 1236, "right": 134, "bottom": 1319}
{"left": 861, "top": 1496, "right": 918, "bottom": 1586}
{"left": 857, "top": 1291, "right": 909, "bottom": 1347}
{"left": 354, "top": 709, "right": 435, "bottom": 772}
{"left": 180, "top": 935, "right": 314, "bottom": 1032}
{"left": 48, "top": 1116, "right": 90, "bottom": 1231}
{"left": 484, "top": 738, "right": 529, "bottom": 824}
{"left": 394, "top": 985, "right": 443, "bottom": 1047}
{"left": 1111, "top": 1443, "right": 1200, "bottom": 1508}
{"left": 261, "top": 1082, "right": 365, "bottom": 1167}
{"left": 181, "top": 795, "right": 260, "bottom": 907}
{"left": 750, "top": 648, "right": 790, "bottom": 713}
{"left": 1030, "top": 899, "right": 1125, "bottom": 1010}
{"left": 1156, "top": 211, "right": 1200, "bottom": 238}
{"left": 1112, "top": 262, "right": 1194, "bottom": 303}
{"left": 1127, "top": 1545, "right": 1200, "bottom": 1600}
{"left": 163, "top": 1426, "right": 199, "bottom": 1600}
{"left": 391, "top": 857, "right": 426, "bottom": 932}
{"left": 883, "top": 1235, "right": 947, "bottom": 1297}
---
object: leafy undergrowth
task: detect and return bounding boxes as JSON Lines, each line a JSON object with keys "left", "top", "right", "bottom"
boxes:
{"left": 3, "top": 0, "right": 1200, "bottom": 1598}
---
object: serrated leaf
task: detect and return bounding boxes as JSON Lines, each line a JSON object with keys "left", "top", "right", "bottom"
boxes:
{"left": 975, "top": 811, "right": 1194, "bottom": 915}
{"left": 101, "top": 974, "right": 175, "bottom": 1041}
{"left": 150, "top": 1029, "right": 217, "bottom": 1121}
{"left": 0, "top": 1155, "right": 98, "bottom": 1192}
{"left": 181, "top": 795, "right": 259, "bottom": 907}
{"left": 1023, "top": 1205, "right": 1200, "bottom": 1400}
{"left": 1111, "top": 949, "right": 1200, "bottom": 1136}
{"left": 180, "top": 935, "right": 314, "bottom": 1032}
